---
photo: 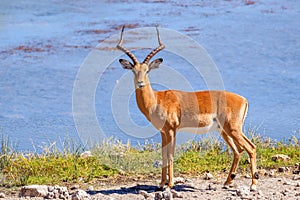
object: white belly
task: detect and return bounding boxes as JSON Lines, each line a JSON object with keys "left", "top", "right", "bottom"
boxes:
{"left": 178, "top": 120, "right": 220, "bottom": 134}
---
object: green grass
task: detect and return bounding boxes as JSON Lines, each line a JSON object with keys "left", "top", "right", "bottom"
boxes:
{"left": 0, "top": 129, "right": 299, "bottom": 187}
{"left": 2, "top": 154, "right": 118, "bottom": 186}
{"left": 175, "top": 129, "right": 300, "bottom": 175}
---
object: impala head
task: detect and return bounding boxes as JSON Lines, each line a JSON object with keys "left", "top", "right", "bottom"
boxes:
{"left": 117, "top": 26, "right": 165, "bottom": 89}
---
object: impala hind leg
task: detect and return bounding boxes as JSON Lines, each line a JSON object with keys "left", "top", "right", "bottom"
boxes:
{"left": 227, "top": 125, "right": 258, "bottom": 191}
{"left": 241, "top": 133, "right": 258, "bottom": 191}
{"left": 221, "top": 131, "right": 244, "bottom": 188}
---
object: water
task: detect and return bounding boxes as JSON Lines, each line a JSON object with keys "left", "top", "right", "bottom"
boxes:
{"left": 0, "top": 0, "right": 299, "bottom": 151}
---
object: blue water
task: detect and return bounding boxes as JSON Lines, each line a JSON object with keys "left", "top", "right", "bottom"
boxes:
{"left": 0, "top": 0, "right": 299, "bottom": 151}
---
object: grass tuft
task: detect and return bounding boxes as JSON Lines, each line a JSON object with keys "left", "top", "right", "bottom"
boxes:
{"left": 92, "top": 137, "right": 161, "bottom": 174}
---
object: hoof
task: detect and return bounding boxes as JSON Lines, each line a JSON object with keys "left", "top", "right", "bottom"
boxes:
{"left": 155, "top": 187, "right": 165, "bottom": 192}
{"left": 222, "top": 185, "right": 229, "bottom": 189}
{"left": 167, "top": 183, "right": 174, "bottom": 189}
{"left": 250, "top": 184, "right": 257, "bottom": 191}
{"left": 222, "top": 184, "right": 233, "bottom": 189}
{"left": 222, "top": 181, "right": 234, "bottom": 189}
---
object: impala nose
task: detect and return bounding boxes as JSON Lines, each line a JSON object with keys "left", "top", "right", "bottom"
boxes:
{"left": 137, "top": 81, "right": 145, "bottom": 88}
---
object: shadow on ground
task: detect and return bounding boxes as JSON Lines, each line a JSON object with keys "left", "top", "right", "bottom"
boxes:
{"left": 87, "top": 184, "right": 198, "bottom": 196}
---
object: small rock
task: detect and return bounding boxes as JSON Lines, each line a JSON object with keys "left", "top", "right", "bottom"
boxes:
{"left": 87, "top": 186, "right": 94, "bottom": 191}
{"left": 70, "top": 184, "right": 80, "bottom": 190}
{"left": 258, "top": 169, "right": 267, "bottom": 176}
{"left": 48, "top": 186, "right": 54, "bottom": 192}
{"left": 53, "top": 189, "right": 59, "bottom": 198}
{"left": 80, "top": 151, "right": 92, "bottom": 158}
{"left": 278, "top": 167, "right": 289, "bottom": 173}
{"left": 269, "top": 169, "right": 276, "bottom": 176}
{"left": 204, "top": 173, "right": 214, "bottom": 180}
{"left": 283, "top": 181, "right": 292, "bottom": 185}
{"left": 293, "top": 170, "right": 300, "bottom": 174}
{"left": 56, "top": 186, "right": 69, "bottom": 197}
{"left": 71, "top": 189, "right": 91, "bottom": 200}
{"left": 139, "top": 190, "right": 152, "bottom": 199}
{"left": 272, "top": 154, "right": 290, "bottom": 162}
{"left": 293, "top": 163, "right": 300, "bottom": 174}
{"left": 154, "top": 189, "right": 173, "bottom": 200}
{"left": 236, "top": 186, "right": 250, "bottom": 198}
{"left": 171, "top": 190, "right": 183, "bottom": 198}
{"left": 185, "top": 178, "right": 192, "bottom": 183}
{"left": 46, "top": 192, "right": 54, "bottom": 199}
{"left": 162, "top": 190, "right": 173, "bottom": 200}
{"left": 0, "top": 193, "right": 5, "bottom": 198}
{"left": 244, "top": 174, "right": 251, "bottom": 179}
{"left": 154, "top": 191, "right": 164, "bottom": 200}
{"left": 174, "top": 177, "right": 186, "bottom": 184}
{"left": 296, "top": 182, "right": 300, "bottom": 187}
{"left": 19, "top": 185, "right": 48, "bottom": 197}
{"left": 59, "top": 193, "right": 67, "bottom": 199}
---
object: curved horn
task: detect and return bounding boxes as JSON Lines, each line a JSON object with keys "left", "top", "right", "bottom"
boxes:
{"left": 143, "top": 26, "right": 165, "bottom": 64}
{"left": 116, "top": 26, "right": 139, "bottom": 65}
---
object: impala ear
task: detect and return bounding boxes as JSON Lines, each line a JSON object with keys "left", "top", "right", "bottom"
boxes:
{"left": 119, "top": 59, "right": 134, "bottom": 70}
{"left": 148, "top": 58, "right": 163, "bottom": 72}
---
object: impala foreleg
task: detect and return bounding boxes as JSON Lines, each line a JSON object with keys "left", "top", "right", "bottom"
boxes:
{"left": 159, "top": 129, "right": 176, "bottom": 190}
{"left": 166, "top": 129, "right": 176, "bottom": 189}
{"left": 159, "top": 131, "right": 168, "bottom": 189}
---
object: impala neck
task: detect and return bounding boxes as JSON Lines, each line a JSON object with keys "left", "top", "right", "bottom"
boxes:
{"left": 135, "top": 83, "right": 157, "bottom": 120}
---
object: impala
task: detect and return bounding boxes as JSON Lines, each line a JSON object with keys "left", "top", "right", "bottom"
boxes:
{"left": 116, "top": 26, "right": 258, "bottom": 191}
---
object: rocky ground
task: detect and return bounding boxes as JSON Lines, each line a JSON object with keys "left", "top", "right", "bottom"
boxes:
{"left": 1, "top": 167, "right": 300, "bottom": 200}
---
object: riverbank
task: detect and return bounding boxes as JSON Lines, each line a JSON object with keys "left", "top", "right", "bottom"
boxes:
{"left": 0, "top": 133, "right": 299, "bottom": 199}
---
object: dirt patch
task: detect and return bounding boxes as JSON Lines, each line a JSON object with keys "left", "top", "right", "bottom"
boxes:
{"left": 2, "top": 171, "right": 300, "bottom": 199}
